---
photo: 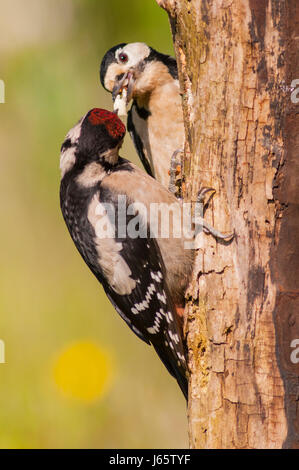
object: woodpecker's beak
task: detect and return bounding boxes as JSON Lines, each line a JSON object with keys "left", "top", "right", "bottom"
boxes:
{"left": 112, "top": 71, "right": 135, "bottom": 105}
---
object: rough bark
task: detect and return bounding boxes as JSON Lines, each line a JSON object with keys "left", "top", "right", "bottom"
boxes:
{"left": 156, "top": 0, "right": 299, "bottom": 449}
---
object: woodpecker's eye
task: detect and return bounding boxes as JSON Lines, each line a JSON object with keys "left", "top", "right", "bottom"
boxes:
{"left": 119, "top": 53, "right": 128, "bottom": 63}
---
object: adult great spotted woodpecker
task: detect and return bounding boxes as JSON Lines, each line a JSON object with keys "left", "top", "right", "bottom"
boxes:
{"left": 59, "top": 108, "right": 193, "bottom": 399}
{"left": 100, "top": 43, "right": 234, "bottom": 241}
{"left": 100, "top": 42, "right": 184, "bottom": 191}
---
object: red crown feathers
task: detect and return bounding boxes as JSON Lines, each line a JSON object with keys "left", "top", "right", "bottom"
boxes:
{"left": 88, "top": 108, "right": 126, "bottom": 140}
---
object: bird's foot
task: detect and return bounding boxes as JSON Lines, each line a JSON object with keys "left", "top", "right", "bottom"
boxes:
{"left": 195, "top": 187, "right": 235, "bottom": 241}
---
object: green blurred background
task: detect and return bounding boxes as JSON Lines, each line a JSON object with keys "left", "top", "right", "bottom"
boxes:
{"left": 0, "top": 0, "right": 188, "bottom": 449}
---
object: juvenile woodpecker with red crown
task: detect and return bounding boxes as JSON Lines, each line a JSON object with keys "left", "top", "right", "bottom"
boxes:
{"left": 100, "top": 42, "right": 184, "bottom": 191}
{"left": 59, "top": 108, "right": 193, "bottom": 399}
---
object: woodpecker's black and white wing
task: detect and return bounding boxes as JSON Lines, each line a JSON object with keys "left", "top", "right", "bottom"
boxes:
{"left": 127, "top": 107, "right": 154, "bottom": 178}
{"left": 60, "top": 176, "right": 188, "bottom": 398}
{"left": 102, "top": 235, "right": 188, "bottom": 398}
{"left": 92, "top": 184, "right": 188, "bottom": 398}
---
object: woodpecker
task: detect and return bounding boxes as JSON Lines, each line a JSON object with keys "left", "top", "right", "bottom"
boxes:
{"left": 99, "top": 43, "right": 234, "bottom": 242}
{"left": 59, "top": 108, "right": 192, "bottom": 399}
{"left": 100, "top": 42, "right": 184, "bottom": 190}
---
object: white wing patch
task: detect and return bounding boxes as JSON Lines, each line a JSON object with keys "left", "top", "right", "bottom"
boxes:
{"left": 131, "top": 283, "right": 156, "bottom": 315}
{"left": 157, "top": 291, "right": 167, "bottom": 304}
{"left": 165, "top": 311, "right": 174, "bottom": 324}
{"left": 147, "top": 313, "right": 162, "bottom": 335}
{"left": 169, "top": 331, "right": 180, "bottom": 344}
{"left": 88, "top": 194, "right": 136, "bottom": 296}
{"left": 147, "top": 308, "right": 167, "bottom": 335}
{"left": 151, "top": 271, "right": 162, "bottom": 283}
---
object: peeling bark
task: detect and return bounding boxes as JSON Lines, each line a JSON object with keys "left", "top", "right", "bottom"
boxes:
{"left": 156, "top": 0, "right": 299, "bottom": 449}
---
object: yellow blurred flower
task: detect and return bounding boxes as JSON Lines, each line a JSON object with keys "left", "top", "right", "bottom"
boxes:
{"left": 53, "top": 341, "right": 114, "bottom": 402}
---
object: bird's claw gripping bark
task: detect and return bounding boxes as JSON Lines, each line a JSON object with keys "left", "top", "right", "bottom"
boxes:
{"left": 195, "top": 187, "right": 235, "bottom": 241}
{"left": 168, "top": 155, "right": 235, "bottom": 241}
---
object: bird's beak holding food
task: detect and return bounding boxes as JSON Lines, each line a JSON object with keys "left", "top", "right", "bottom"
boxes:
{"left": 112, "top": 72, "right": 135, "bottom": 116}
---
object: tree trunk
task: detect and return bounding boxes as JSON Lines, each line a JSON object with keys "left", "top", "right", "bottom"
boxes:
{"left": 156, "top": 0, "right": 299, "bottom": 449}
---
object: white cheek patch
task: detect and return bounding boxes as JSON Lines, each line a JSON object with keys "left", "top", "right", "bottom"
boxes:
{"left": 116, "top": 43, "right": 150, "bottom": 68}
{"left": 66, "top": 117, "right": 83, "bottom": 142}
{"left": 60, "top": 116, "right": 85, "bottom": 178}
{"left": 108, "top": 43, "right": 151, "bottom": 115}
{"left": 104, "top": 63, "right": 125, "bottom": 91}
{"left": 60, "top": 146, "right": 76, "bottom": 178}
